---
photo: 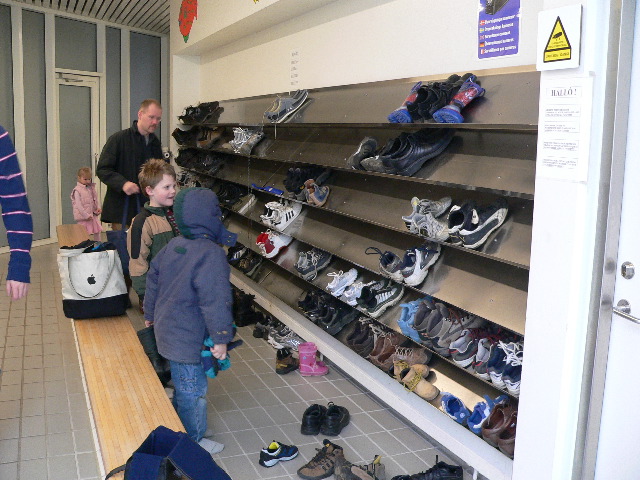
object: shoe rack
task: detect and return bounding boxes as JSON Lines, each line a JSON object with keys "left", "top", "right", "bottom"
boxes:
{"left": 175, "top": 69, "right": 538, "bottom": 480}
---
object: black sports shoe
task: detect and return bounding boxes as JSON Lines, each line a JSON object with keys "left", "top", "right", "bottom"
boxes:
{"left": 390, "top": 456, "right": 463, "bottom": 480}
{"left": 346, "top": 137, "right": 378, "bottom": 170}
{"left": 301, "top": 404, "right": 328, "bottom": 435}
{"left": 320, "top": 402, "right": 350, "bottom": 436}
{"left": 227, "top": 244, "right": 248, "bottom": 265}
{"left": 382, "top": 129, "right": 455, "bottom": 177}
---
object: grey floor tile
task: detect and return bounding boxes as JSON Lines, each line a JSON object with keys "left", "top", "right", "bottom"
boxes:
{"left": 1, "top": 357, "right": 23, "bottom": 371}
{"left": 44, "top": 366, "right": 65, "bottom": 382}
{"left": 46, "top": 412, "right": 72, "bottom": 434}
{"left": 219, "top": 453, "right": 261, "bottom": 479}
{"left": 211, "top": 431, "right": 244, "bottom": 458}
{"left": 0, "top": 438, "right": 19, "bottom": 463}
{"left": 232, "top": 391, "right": 261, "bottom": 409}
{"left": 0, "top": 400, "right": 21, "bottom": 420}
{"left": 389, "top": 451, "right": 434, "bottom": 477}
{"left": 0, "top": 461, "right": 18, "bottom": 480}
{"left": 23, "top": 368, "right": 44, "bottom": 384}
{"left": 72, "top": 429, "right": 96, "bottom": 453}
{"left": 252, "top": 389, "right": 284, "bottom": 407}
{"left": 45, "top": 395, "right": 70, "bottom": 414}
{"left": 369, "top": 430, "right": 413, "bottom": 456}
{"left": 265, "top": 404, "right": 298, "bottom": 426}
{"left": 77, "top": 452, "right": 100, "bottom": 479}
{"left": 0, "top": 418, "right": 20, "bottom": 439}
{"left": 242, "top": 407, "right": 277, "bottom": 428}
{"left": 233, "top": 428, "right": 266, "bottom": 454}
{"left": 221, "top": 411, "right": 252, "bottom": 432}
{"left": 348, "top": 412, "right": 385, "bottom": 435}
{"left": 23, "top": 355, "right": 44, "bottom": 370}
{"left": 20, "top": 435, "right": 47, "bottom": 461}
{"left": 0, "top": 370, "right": 22, "bottom": 386}
{"left": 392, "top": 427, "right": 435, "bottom": 451}
{"left": 374, "top": 409, "right": 412, "bottom": 431}
{"left": 22, "top": 397, "right": 45, "bottom": 417}
{"left": 47, "top": 454, "right": 78, "bottom": 480}
{"left": 289, "top": 383, "right": 323, "bottom": 402}
{"left": 22, "top": 381, "right": 45, "bottom": 399}
{"left": 210, "top": 394, "right": 238, "bottom": 413}
{"left": 46, "top": 432, "right": 75, "bottom": 456}
{"left": 22, "top": 414, "right": 46, "bottom": 437}
{"left": 19, "top": 458, "right": 48, "bottom": 478}
{"left": 269, "top": 386, "right": 303, "bottom": 405}
{"left": 4, "top": 346, "right": 24, "bottom": 358}
{"left": 343, "top": 434, "right": 381, "bottom": 461}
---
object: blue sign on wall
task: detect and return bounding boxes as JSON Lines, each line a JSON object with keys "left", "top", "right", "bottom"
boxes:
{"left": 478, "top": 0, "right": 520, "bottom": 59}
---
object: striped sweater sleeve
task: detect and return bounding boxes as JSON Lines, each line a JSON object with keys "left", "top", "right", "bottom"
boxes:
{"left": 0, "top": 126, "right": 33, "bottom": 283}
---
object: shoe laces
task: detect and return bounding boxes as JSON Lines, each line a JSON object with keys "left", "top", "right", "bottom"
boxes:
{"left": 394, "top": 346, "right": 418, "bottom": 358}
{"left": 501, "top": 342, "right": 523, "bottom": 366}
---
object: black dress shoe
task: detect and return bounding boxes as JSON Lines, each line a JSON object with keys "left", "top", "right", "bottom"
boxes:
{"left": 301, "top": 404, "right": 327, "bottom": 435}
{"left": 320, "top": 402, "right": 350, "bottom": 436}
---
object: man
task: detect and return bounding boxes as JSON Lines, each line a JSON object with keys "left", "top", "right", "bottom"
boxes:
{"left": 97, "top": 99, "right": 163, "bottom": 229}
{"left": 0, "top": 125, "right": 33, "bottom": 300}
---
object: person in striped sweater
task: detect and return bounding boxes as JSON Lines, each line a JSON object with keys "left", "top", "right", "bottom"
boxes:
{"left": 0, "top": 125, "right": 33, "bottom": 300}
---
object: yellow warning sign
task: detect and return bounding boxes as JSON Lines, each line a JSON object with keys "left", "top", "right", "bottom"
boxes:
{"left": 544, "top": 17, "right": 571, "bottom": 62}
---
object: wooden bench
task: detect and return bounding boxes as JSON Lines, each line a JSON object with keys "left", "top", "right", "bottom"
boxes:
{"left": 56, "top": 224, "right": 184, "bottom": 475}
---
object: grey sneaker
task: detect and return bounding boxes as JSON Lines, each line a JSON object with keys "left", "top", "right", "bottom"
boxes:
{"left": 363, "top": 283, "right": 405, "bottom": 319}
{"left": 365, "top": 247, "right": 404, "bottom": 282}
{"left": 264, "top": 89, "right": 309, "bottom": 123}
{"left": 402, "top": 196, "right": 452, "bottom": 229}
{"left": 297, "top": 439, "right": 344, "bottom": 480}
{"left": 326, "top": 269, "right": 359, "bottom": 297}
{"left": 295, "top": 248, "right": 333, "bottom": 281}
{"left": 346, "top": 137, "right": 378, "bottom": 170}
{"left": 413, "top": 212, "right": 450, "bottom": 242}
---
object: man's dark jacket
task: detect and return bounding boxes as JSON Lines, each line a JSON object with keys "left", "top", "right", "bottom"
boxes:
{"left": 96, "top": 121, "right": 162, "bottom": 224}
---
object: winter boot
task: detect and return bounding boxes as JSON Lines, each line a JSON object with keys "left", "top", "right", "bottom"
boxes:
{"left": 276, "top": 348, "right": 299, "bottom": 375}
{"left": 137, "top": 326, "right": 171, "bottom": 387}
{"left": 298, "top": 342, "right": 329, "bottom": 376}
{"left": 433, "top": 75, "right": 485, "bottom": 123}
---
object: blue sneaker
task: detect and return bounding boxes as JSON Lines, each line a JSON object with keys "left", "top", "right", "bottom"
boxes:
{"left": 259, "top": 441, "right": 299, "bottom": 467}
{"left": 489, "top": 341, "right": 521, "bottom": 389}
{"left": 397, "top": 298, "right": 427, "bottom": 343}
{"left": 467, "top": 394, "right": 509, "bottom": 435}
{"left": 441, "top": 393, "right": 471, "bottom": 425}
{"left": 502, "top": 343, "right": 524, "bottom": 396}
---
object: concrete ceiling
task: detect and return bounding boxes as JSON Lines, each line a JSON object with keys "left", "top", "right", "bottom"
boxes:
{"left": 12, "top": 0, "right": 169, "bottom": 35}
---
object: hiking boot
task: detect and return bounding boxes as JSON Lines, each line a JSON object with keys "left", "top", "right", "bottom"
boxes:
{"left": 320, "top": 402, "right": 350, "bottom": 436}
{"left": 390, "top": 455, "right": 463, "bottom": 480}
{"left": 301, "top": 404, "right": 328, "bottom": 435}
{"left": 297, "top": 439, "right": 344, "bottom": 480}
{"left": 335, "top": 454, "right": 386, "bottom": 480}
{"left": 347, "top": 137, "right": 378, "bottom": 170}
{"left": 258, "top": 440, "right": 299, "bottom": 467}
{"left": 275, "top": 348, "right": 299, "bottom": 374}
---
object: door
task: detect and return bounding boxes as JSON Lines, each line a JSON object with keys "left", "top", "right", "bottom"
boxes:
{"left": 55, "top": 72, "right": 101, "bottom": 225}
{"left": 593, "top": 5, "right": 640, "bottom": 477}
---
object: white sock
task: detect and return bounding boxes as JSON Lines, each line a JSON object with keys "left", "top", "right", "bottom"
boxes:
{"left": 199, "top": 437, "right": 224, "bottom": 455}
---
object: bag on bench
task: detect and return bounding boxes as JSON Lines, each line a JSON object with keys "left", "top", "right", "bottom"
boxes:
{"left": 104, "top": 425, "right": 232, "bottom": 480}
{"left": 58, "top": 241, "right": 129, "bottom": 319}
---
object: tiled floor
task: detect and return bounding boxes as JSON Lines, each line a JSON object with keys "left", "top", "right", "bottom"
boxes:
{"left": 0, "top": 243, "right": 472, "bottom": 480}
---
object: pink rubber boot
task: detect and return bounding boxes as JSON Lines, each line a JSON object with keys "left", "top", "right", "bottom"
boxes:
{"left": 298, "top": 342, "right": 329, "bottom": 376}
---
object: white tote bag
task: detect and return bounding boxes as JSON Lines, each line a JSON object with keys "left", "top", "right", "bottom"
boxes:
{"left": 57, "top": 244, "right": 128, "bottom": 319}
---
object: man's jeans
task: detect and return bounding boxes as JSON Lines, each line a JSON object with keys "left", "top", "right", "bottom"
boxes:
{"left": 169, "top": 360, "right": 208, "bottom": 442}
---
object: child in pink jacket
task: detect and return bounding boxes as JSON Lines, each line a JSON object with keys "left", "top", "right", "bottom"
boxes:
{"left": 71, "top": 167, "right": 102, "bottom": 240}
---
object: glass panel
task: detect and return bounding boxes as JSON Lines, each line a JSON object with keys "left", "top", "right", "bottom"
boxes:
{"left": 59, "top": 84, "right": 92, "bottom": 225}
{"left": 23, "top": 11, "right": 49, "bottom": 241}
{"left": 0, "top": 4, "right": 13, "bottom": 135}
{"left": 130, "top": 32, "right": 161, "bottom": 141}
{"left": 55, "top": 16, "right": 97, "bottom": 72}
{"left": 106, "top": 27, "right": 121, "bottom": 136}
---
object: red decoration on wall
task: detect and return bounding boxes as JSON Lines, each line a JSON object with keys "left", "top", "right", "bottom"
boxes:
{"left": 179, "top": 0, "right": 198, "bottom": 43}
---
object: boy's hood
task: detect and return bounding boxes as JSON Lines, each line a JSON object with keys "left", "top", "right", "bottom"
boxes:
{"left": 173, "top": 187, "right": 237, "bottom": 246}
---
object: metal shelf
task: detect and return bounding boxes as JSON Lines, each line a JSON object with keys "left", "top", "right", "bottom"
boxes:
{"left": 183, "top": 161, "right": 532, "bottom": 269}
{"left": 225, "top": 199, "right": 527, "bottom": 336}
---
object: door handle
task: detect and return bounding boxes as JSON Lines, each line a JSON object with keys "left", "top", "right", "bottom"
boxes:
{"left": 613, "top": 299, "right": 640, "bottom": 324}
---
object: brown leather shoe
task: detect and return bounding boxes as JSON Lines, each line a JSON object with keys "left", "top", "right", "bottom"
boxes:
{"left": 497, "top": 410, "right": 518, "bottom": 458}
{"left": 368, "top": 332, "right": 406, "bottom": 368}
{"left": 482, "top": 404, "right": 516, "bottom": 448}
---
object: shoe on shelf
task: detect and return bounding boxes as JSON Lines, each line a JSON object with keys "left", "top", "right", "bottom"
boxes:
{"left": 295, "top": 248, "right": 333, "bottom": 281}
{"left": 433, "top": 75, "right": 485, "bottom": 124}
{"left": 360, "top": 282, "right": 405, "bottom": 319}
{"left": 365, "top": 247, "right": 405, "bottom": 282}
{"left": 197, "top": 126, "right": 225, "bottom": 149}
{"left": 413, "top": 212, "right": 450, "bottom": 242}
{"left": 391, "top": 346, "right": 432, "bottom": 368}
{"left": 481, "top": 403, "right": 517, "bottom": 448}
{"left": 264, "top": 89, "right": 309, "bottom": 123}
{"left": 403, "top": 196, "right": 452, "bottom": 230}
{"left": 236, "top": 250, "right": 263, "bottom": 276}
{"left": 400, "top": 242, "right": 441, "bottom": 286}
{"left": 401, "top": 366, "right": 439, "bottom": 401}
{"left": 381, "top": 128, "right": 455, "bottom": 177}
{"left": 388, "top": 81, "right": 423, "bottom": 123}
{"left": 261, "top": 200, "right": 302, "bottom": 232}
{"left": 319, "top": 307, "right": 359, "bottom": 336}
{"left": 459, "top": 198, "right": 509, "bottom": 249}
{"left": 301, "top": 403, "right": 328, "bottom": 435}
{"left": 467, "top": 394, "right": 509, "bottom": 435}
{"left": 390, "top": 455, "right": 463, "bottom": 480}
{"left": 256, "top": 230, "right": 293, "bottom": 258}
{"left": 397, "top": 298, "right": 429, "bottom": 343}
{"left": 473, "top": 337, "right": 494, "bottom": 379}
{"left": 234, "top": 193, "right": 256, "bottom": 215}
{"left": 441, "top": 393, "right": 471, "bottom": 425}
{"left": 326, "top": 269, "right": 359, "bottom": 297}
{"left": 238, "top": 130, "right": 265, "bottom": 155}
{"left": 258, "top": 440, "right": 299, "bottom": 467}
{"left": 227, "top": 244, "right": 248, "bottom": 265}
{"left": 305, "top": 179, "right": 331, "bottom": 206}
{"left": 501, "top": 342, "right": 524, "bottom": 396}
{"left": 347, "top": 137, "right": 378, "bottom": 170}
{"left": 446, "top": 202, "right": 475, "bottom": 245}
{"left": 297, "top": 438, "right": 344, "bottom": 480}
{"left": 496, "top": 410, "right": 518, "bottom": 458}
{"left": 320, "top": 402, "right": 350, "bottom": 436}
{"left": 405, "top": 74, "right": 467, "bottom": 122}
{"left": 488, "top": 341, "right": 523, "bottom": 389}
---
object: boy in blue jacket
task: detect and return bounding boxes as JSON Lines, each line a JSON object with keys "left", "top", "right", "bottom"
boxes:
{"left": 144, "top": 187, "right": 237, "bottom": 455}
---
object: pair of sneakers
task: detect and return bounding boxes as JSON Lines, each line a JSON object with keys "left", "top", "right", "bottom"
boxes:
{"left": 295, "top": 248, "right": 333, "bottom": 281}
{"left": 260, "top": 200, "right": 302, "bottom": 231}
{"left": 263, "top": 89, "right": 309, "bottom": 123}
{"left": 228, "top": 126, "right": 265, "bottom": 155}
{"left": 256, "top": 230, "right": 293, "bottom": 258}
{"left": 403, "top": 196, "right": 452, "bottom": 242}
{"left": 448, "top": 198, "right": 509, "bottom": 249}
{"left": 365, "top": 243, "right": 441, "bottom": 287}
{"left": 303, "top": 179, "right": 330, "bottom": 206}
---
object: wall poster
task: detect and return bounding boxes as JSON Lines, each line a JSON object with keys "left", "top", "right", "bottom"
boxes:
{"left": 478, "top": 0, "right": 521, "bottom": 59}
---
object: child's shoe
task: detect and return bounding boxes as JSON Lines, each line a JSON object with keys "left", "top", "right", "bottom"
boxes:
{"left": 258, "top": 441, "right": 299, "bottom": 467}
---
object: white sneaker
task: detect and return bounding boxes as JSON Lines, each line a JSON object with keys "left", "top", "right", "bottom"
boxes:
{"left": 199, "top": 437, "right": 224, "bottom": 455}
{"left": 270, "top": 200, "right": 302, "bottom": 231}
{"left": 326, "top": 268, "right": 358, "bottom": 297}
{"left": 413, "top": 213, "right": 450, "bottom": 242}
{"left": 400, "top": 243, "right": 441, "bottom": 287}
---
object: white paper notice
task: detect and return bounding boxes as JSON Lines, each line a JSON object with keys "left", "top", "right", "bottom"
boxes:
{"left": 537, "top": 76, "right": 593, "bottom": 182}
{"left": 290, "top": 50, "right": 300, "bottom": 88}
